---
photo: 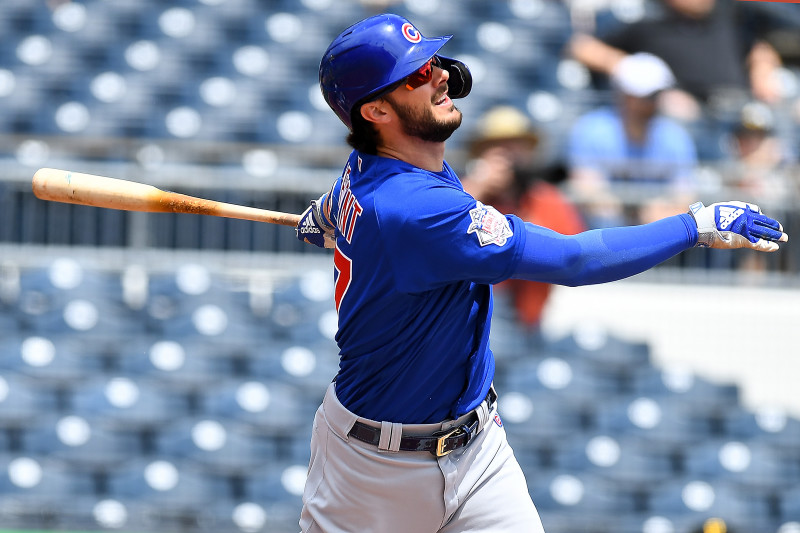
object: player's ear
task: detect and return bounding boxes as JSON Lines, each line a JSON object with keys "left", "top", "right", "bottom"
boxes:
{"left": 360, "top": 100, "right": 391, "bottom": 124}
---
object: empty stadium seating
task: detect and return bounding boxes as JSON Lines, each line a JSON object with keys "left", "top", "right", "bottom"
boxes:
{"left": 0, "top": 258, "right": 797, "bottom": 532}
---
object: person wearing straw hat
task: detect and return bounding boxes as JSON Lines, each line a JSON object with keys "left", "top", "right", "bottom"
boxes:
{"left": 462, "top": 105, "right": 585, "bottom": 330}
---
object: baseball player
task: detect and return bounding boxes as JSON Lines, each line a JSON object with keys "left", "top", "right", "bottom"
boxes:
{"left": 295, "top": 13, "right": 788, "bottom": 533}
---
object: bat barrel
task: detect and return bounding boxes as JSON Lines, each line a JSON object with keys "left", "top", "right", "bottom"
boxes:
{"left": 32, "top": 167, "right": 303, "bottom": 227}
{"left": 33, "top": 168, "right": 166, "bottom": 212}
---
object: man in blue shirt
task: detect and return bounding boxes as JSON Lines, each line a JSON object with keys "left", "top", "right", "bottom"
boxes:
{"left": 295, "top": 13, "right": 787, "bottom": 533}
{"left": 567, "top": 52, "right": 698, "bottom": 228}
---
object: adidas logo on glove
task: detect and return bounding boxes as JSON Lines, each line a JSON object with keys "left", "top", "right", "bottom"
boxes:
{"left": 301, "top": 216, "right": 321, "bottom": 234}
{"left": 718, "top": 206, "right": 744, "bottom": 230}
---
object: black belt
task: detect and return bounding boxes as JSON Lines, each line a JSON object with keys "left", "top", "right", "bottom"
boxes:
{"left": 348, "top": 387, "right": 497, "bottom": 457}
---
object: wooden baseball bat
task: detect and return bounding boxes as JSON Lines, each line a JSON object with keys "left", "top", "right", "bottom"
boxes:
{"left": 32, "top": 167, "right": 301, "bottom": 227}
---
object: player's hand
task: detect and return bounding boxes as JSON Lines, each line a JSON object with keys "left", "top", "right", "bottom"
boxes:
{"left": 297, "top": 194, "right": 335, "bottom": 248}
{"left": 689, "top": 201, "right": 788, "bottom": 252}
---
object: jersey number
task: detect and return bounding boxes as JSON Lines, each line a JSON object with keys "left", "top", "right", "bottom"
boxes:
{"left": 333, "top": 246, "right": 352, "bottom": 313}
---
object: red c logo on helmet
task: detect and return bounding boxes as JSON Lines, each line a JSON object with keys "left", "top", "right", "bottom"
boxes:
{"left": 401, "top": 23, "right": 422, "bottom": 43}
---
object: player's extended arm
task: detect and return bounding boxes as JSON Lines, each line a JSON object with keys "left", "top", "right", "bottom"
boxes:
{"left": 512, "top": 202, "right": 787, "bottom": 287}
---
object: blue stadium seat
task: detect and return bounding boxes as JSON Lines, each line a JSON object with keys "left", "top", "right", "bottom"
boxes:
{"left": 683, "top": 437, "right": 800, "bottom": 492}
{"left": 0, "top": 334, "right": 102, "bottom": 387}
{"left": 0, "top": 453, "right": 94, "bottom": 503}
{"left": 154, "top": 417, "right": 277, "bottom": 474}
{"left": 21, "top": 414, "right": 140, "bottom": 470}
{"left": 632, "top": 365, "right": 741, "bottom": 410}
{"left": 43, "top": 496, "right": 154, "bottom": 532}
{"left": 4, "top": 1, "right": 56, "bottom": 35}
{"left": 143, "top": 265, "right": 268, "bottom": 342}
{"left": 17, "top": 259, "right": 122, "bottom": 308}
{"left": 552, "top": 432, "right": 676, "bottom": 488}
{"left": 778, "top": 485, "right": 800, "bottom": 525}
{"left": 198, "top": 378, "right": 313, "bottom": 437}
{"left": 0, "top": 476, "right": 101, "bottom": 531}
{"left": 593, "top": 394, "right": 710, "bottom": 451}
{"left": 646, "top": 476, "right": 776, "bottom": 532}
{"left": 0, "top": 373, "right": 59, "bottom": 428}
{"left": 14, "top": 261, "right": 145, "bottom": 339}
{"left": 722, "top": 404, "right": 800, "bottom": 446}
{"left": 70, "top": 375, "right": 189, "bottom": 431}
{"left": 0, "top": 308, "right": 21, "bottom": 336}
{"left": 267, "top": 269, "right": 335, "bottom": 341}
{"left": 284, "top": 427, "right": 313, "bottom": 465}
{"left": 20, "top": 295, "right": 145, "bottom": 338}
{"left": 247, "top": 339, "right": 338, "bottom": 397}
{"left": 0, "top": 422, "right": 10, "bottom": 453}
{"left": 244, "top": 461, "right": 307, "bottom": 512}
{"left": 116, "top": 337, "right": 233, "bottom": 392}
{"left": 148, "top": 298, "right": 269, "bottom": 344}
{"left": 501, "top": 352, "right": 627, "bottom": 411}
{"left": 499, "top": 388, "right": 588, "bottom": 461}
{"left": 527, "top": 470, "right": 637, "bottom": 527}
{"left": 633, "top": 369, "right": 743, "bottom": 440}
{"left": 204, "top": 499, "right": 301, "bottom": 533}
{"left": 105, "top": 457, "right": 225, "bottom": 509}
{"left": 545, "top": 325, "right": 651, "bottom": 373}
{"left": 145, "top": 263, "right": 249, "bottom": 316}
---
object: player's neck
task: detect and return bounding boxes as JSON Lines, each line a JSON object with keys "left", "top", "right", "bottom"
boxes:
{"left": 376, "top": 138, "right": 446, "bottom": 172}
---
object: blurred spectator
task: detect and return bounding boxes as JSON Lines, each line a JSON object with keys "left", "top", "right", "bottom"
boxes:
{"left": 568, "top": 0, "right": 785, "bottom": 122}
{"left": 721, "top": 101, "right": 795, "bottom": 273}
{"left": 461, "top": 106, "right": 585, "bottom": 331}
{"left": 724, "top": 100, "right": 795, "bottom": 205}
{"left": 566, "top": 53, "right": 698, "bottom": 228}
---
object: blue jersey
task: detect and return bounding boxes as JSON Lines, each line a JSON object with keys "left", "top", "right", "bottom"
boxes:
{"left": 325, "top": 151, "right": 526, "bottom": 424}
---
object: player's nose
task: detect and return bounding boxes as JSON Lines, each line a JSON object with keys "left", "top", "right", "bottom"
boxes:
{"left": 434, "top": 63, "right": 449, "bottom": 85}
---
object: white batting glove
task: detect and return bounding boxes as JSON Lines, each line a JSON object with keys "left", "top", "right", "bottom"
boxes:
{"left": 688, "top": 201, "right": 788, "bottom": 252}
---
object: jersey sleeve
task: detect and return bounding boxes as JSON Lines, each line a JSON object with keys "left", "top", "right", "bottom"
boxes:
{"left": 512, "top": 214, "right": 697, "bottom": 286}
{"left": 324, "top": 175, "right": 343, "bottom": 229}
{"left": 376, "top": 178, "right": 526, "bottom": 293}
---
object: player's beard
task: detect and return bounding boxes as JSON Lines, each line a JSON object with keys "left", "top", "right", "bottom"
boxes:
{"left": 385, "top": 92, "right": 462, "bottom": 143}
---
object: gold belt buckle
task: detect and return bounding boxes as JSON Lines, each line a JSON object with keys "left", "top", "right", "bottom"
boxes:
{"left": 435, "top": 427, "right": 460, "bottom": 457}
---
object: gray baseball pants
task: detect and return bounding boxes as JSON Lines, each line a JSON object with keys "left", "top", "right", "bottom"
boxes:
{"left": 300, "top": 383, "right": 546, "bottom": 532}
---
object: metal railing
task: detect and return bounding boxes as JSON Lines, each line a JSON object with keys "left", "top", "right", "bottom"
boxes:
{"left": 0, "top": 135, "right": 798, "bottom": 285}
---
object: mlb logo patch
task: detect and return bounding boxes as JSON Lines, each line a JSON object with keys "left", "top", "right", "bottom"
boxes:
{"left": 493, "top": 414, "right": 503, "bottom": 427}
{"left": 467, "top": 202, "right": 513, "bottom": 247}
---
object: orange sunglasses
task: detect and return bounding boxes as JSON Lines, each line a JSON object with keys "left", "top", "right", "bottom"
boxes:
{"left": 404, "top": 56, "right": 441, "bottom": 91}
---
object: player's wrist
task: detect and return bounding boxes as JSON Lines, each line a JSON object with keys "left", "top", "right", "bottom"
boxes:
{"left": 312, "top": 195, "right": 334, "bottom": 231}
{"left": 687, "top": 202, "right": 714, "bottom": 248}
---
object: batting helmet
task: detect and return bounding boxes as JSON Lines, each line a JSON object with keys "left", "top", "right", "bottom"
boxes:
{"left": 319, "top": 13, "right": 472, "bottom": 129}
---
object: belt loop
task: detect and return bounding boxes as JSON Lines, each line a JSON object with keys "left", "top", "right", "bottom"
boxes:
{"left": 475, "top": 401, "right": 490, "bottom": 429}
{"left": 378, "top": 421, "right": 403, "bottom": 453}
{"left": 475, "top": 386, "right": 496, "bottom": 429}
{"left": 389, "top": 422, "right": 403, "bottom": 452}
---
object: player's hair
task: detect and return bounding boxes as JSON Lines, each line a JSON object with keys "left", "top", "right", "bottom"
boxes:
{"left": 346, "top": 108, "right": 381, "bottom": 155}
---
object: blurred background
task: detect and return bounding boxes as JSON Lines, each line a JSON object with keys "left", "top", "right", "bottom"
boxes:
{"left": 0, "top": 0, "right": 799, "bottom": 532}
